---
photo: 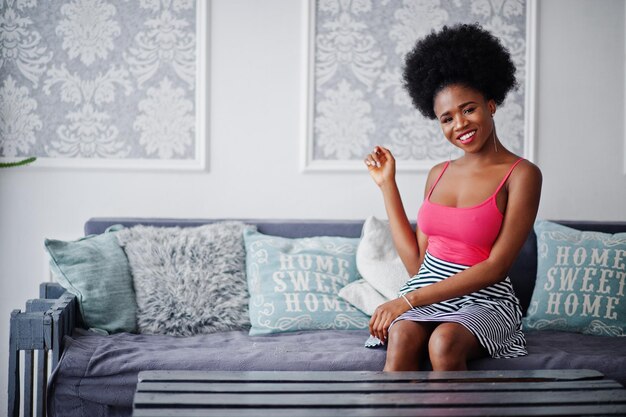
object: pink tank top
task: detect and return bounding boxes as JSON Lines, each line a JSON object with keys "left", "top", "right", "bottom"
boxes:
{"left": 417, "top": 159, "right": 524, "bottom": 266}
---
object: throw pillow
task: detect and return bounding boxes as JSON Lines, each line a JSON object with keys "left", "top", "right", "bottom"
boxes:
{"left": 523, "top": 219, "right": 626, "bottom": 336}
{"left": 338, "top": 279, "right": 387, "bottom": 316}
{"left": 356, "top": 216, "right": 410, "bottom": 300}
{"left": 243, "top": 229, "right": 369, "bottom": 335}
{"left": 116, "top": 222, "right": 253, "bottom": 336}
{"left": 45, "top": 225, "right": 137, "bottom": 334}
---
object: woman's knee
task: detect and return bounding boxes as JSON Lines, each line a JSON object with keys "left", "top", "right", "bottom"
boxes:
{"left": 388, "top": 321, "right": 421, "bottom": 347}
{"left": 428, "top": 325, "right": 458, "bottom": 355}
{"left": 428, "top": 323, "right": 476, "bottom": 370}
{"left": 384, "top": 321, "right": 431, "bottom": 371}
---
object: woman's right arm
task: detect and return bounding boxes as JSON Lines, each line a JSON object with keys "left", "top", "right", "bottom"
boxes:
{"left": 365, "top": 146, "right": 421, "bottom": 276}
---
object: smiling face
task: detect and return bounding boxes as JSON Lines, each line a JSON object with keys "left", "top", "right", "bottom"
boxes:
{"left": 433, "top": 84, "right": 497, "bottom": 154}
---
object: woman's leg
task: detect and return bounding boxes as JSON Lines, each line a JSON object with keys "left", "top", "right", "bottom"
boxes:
{"left": 384, "top": 320, "right": 435, "bottom": 371}
{"left": 428, "top": 322, "right": 487, "bottom": 371}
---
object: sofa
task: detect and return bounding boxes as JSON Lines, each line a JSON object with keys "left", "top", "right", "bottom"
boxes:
{"left": 8, "top": 217, "right": 626, "bottom": 417}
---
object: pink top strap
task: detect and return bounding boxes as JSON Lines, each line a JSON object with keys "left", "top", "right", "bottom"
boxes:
{"left": 427, "top": 161, "right": 451, "bottom": 199}
{"left": 427, "top": 158, "right": 524, "bottom": 200}
{"left": 493, "top": 158, "right": 525, "bottom": 196}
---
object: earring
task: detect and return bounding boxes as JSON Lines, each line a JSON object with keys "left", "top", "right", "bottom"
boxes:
{"left": 492, "top": 120, "right": 498, "bottom": 153}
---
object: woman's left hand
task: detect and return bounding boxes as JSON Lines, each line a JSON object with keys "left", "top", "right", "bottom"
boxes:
{"left": 369, "top": 297, "right": 411, "bottom": 343}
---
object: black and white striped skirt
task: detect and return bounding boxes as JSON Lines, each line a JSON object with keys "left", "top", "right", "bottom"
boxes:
{"left": 393, "top": 252, "right": 527, "bottom": 359}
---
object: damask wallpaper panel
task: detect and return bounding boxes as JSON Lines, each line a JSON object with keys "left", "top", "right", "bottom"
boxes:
{"left": 303, "top": 0, "right": 536, "bottom": 171}
{"left": 0, "top": 0, "right": 208, "bottom": 170}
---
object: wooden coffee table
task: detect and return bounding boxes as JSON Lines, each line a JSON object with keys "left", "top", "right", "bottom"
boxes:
{"left": 132, "top": 369, "right": 626, "bottom": 416}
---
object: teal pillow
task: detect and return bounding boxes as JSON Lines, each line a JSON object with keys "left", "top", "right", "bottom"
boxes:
{"left": 45, "top": 225, "right": 137, "bottom": 334}
{"left": 523, "top": 220, "right": 626, "bottom": 336}
{"left": 244, "top": 229, "right": 369, "bottom": 335}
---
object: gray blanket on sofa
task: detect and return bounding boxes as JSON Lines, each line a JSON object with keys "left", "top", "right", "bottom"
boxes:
{"left": 47, "top": 329, "right": 386, "bottom": 417}
{"left": 48, "top": 328, "right": 626, "bottom": 417}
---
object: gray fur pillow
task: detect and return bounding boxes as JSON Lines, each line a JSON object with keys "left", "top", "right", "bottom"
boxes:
{"left": 116, "top": 222, "right": 253, "bottom": 336}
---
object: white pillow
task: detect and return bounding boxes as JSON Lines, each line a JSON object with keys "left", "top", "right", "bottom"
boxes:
{"left": 356, "top": 216, "right": 410, "bottom": 300}
{"left": 338, "top": 279, "right": 387, "bottom": 316}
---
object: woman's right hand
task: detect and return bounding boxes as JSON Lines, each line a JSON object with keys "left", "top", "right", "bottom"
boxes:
{"left": 364, "top": 146, "right": 396, "bottom": 187}
{"left": 369, "top": 297, "right": 410, "bottom": 343}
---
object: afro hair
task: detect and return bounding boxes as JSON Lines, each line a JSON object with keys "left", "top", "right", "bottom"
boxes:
{"left": 403, "top": 23, "right": 518, "bottom": 120}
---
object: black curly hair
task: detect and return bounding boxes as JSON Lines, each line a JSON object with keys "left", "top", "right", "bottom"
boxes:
{"left": 403, "top": 23, "right": 518, "bottom": 120}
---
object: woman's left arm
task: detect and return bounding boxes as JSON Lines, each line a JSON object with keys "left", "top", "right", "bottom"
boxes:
{"left": 405, "top": 160, "right": 543, "bottom": 307}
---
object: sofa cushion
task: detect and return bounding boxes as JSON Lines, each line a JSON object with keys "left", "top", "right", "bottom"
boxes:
{"left": 523, "top": 220, "right": 626, "bottom": 336}
{"left": 470, "top": 330, "right": 626, "bottom": 385}
{"left": 47, "top": 328, "right": 626, "bottom": 417}
{"left": 243, "top": 229, "right": 369, "bottom": 335}
{"left": 116, "top": 222, "right": 252, "bottom": 336}
{"left": 47, "top": 329, "right": 387, "bottom": 417}
{"left": 45, "top": 225, "right": 137, "bottom": 334}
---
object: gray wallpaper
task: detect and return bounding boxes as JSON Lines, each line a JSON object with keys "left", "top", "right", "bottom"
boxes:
{"left": 311, "top": 0, "right": 529, "bottom": 167}
{"left": 0, "top": 0, "right": 198, "bottom": 163}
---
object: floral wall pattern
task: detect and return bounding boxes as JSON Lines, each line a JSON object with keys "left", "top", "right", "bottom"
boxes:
{"left": 0, "top": 0, "right": 201, "bottom": 167}
{"left": 309, "top": 0, "right": 531, "bottom": 170}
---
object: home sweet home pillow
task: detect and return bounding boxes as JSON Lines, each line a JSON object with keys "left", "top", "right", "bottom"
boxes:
{"left": 523, "top": 220, "right": 626, "bottom": 336}
{"left": 244, "top": 229, "right": 369, "bottom": 335}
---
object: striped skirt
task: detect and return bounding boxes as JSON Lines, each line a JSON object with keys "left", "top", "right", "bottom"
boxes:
{"left": 392, "top": 252, "right": 527, "bottom": 359}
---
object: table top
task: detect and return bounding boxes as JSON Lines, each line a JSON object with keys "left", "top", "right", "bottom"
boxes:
{"left": 133, "top": 369, "right": 626, "bottom": 416}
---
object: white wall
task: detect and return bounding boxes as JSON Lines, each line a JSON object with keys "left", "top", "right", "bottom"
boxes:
{"left": 536, "top": 0, "right": 626, "bottom": 220}
{"left": 1, "top": 0, "right": 624, "bottom": 408}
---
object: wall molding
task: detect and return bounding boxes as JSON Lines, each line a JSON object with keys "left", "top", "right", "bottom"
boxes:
{"left": 0, "top": 0, "right": 209, "bottom": 171}
{"left": 301, "top": 0, "right": 538, "bottom": 173}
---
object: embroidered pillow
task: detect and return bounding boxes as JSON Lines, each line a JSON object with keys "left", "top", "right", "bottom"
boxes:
{"left": 244, "top": 229, "right": 369, "bottom": 335}
{"left": 116, "top": 222, "right": 253, "bottom": 336}
{"left": 523, "top": 220, "right": 626, "bottom": 336}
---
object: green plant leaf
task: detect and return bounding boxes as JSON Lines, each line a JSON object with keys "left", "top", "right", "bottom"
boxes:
{"left": 0, "top": 157, "right": 37, "bottom": 168}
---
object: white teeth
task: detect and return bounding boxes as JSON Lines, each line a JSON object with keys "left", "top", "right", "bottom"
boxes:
{"left": 460, "top": 131, "right": 476, "bottom": 141}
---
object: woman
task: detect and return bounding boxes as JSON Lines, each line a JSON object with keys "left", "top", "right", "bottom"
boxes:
{"left": 364, "top": 23, "right": 542, "bottom": 371}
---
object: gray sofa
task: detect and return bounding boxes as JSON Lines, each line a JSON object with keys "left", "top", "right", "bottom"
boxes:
{"left": 8, "top": 217, "right": 626, "bottom": 417}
